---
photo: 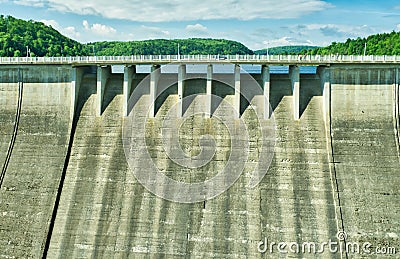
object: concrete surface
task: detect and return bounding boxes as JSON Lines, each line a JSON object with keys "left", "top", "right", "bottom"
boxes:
{"left": 0, "top": 65, "right": 73, "bottom": 258}
{"left": 0, "top": 63, "right": 398, "bottom": 258}
{"left": 330, "top": 65, "right": 400, "bottom": 256}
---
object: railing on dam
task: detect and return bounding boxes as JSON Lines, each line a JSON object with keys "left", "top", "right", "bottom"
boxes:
{"left": 2, "top": 54, "right": 400, "bottom": 65}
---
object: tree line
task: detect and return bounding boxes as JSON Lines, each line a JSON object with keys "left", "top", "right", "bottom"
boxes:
{"left": 90, "top": 38, "right": 253, "bottom": 56}
{"left": 0, "top": 15, "right": 88, "bottom": 57}
{"left": 3, "top": 15, "right": 400, "bottom": 57}
{"left": 254, "top": 46, "right": 318, "bottom": 55}
{"left": 0, "top": 15, "right": 253, "bottom": 57}
{"left": 308, "top": 31, "right": 400, "bottom": 55}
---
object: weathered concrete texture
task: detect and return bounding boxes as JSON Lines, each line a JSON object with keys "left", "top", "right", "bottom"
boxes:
{"left": 0, "top": 65, "right": 73, "bottom": 258}
{"left": 123, "top": 65, "right": 135, "bottom": 117}
{"left": 47, "top": 73, "right": 132, "bottom": 258}
{"left": 1, "top": 64, "right": 399, "bottom": 258}
{"left": 47, "top": 73, "right": 262, "bottom": 257}
{"left": 45, "top": 71, "right": 340, "bottom": 258}
{"left": 0, "top": 70, "right": 18, "bottom": 177}
{"left": 330, "top": 66, "right": 400, "bottom": 253}
{"left": 97, "top": 65, "right": 112, "bottom": 116}
{"left": 257, "top": 74, "right": 339, "bottom": 258}
{"left": 261, "top": 65, "right": 271, "bottom": 119}
{"left": 289, "top": 65, "right": 300, "bottom": 120}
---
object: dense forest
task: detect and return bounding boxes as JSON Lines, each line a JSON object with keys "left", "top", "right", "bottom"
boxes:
{"left": 308, "top": 31, "right": 400, "bottom": 55}
{"left": 255, "top": 45, "right": 318, "bottom": 55}
{"left": 0, "top": 15, "right": 252, "bottom": 57}
{"left": 0, "top": 15, "right": 88, "bottom": 57}
{"left": 3, "top": 15, "right": 400, "bottom": 57}
{"left": 91, "top": 39, "right": 253, "bottom": 56}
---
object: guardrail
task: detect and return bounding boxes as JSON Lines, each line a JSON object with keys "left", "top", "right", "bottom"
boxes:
{"left": 1, "top": 54, "right": 400, "bottom": 64}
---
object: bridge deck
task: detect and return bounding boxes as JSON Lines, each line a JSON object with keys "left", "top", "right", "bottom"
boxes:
{"left": 1, "top": 54, "right": 400, "bottom": 66}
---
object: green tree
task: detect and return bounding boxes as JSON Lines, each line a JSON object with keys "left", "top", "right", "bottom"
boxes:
{"left": 0, "top": 15, "right": 88, "bottom": 57}
{"left": 308, "top": 31, "right": 400, "bottom": 55}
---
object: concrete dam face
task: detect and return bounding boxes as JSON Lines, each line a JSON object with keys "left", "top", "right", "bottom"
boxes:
{"left": 0, "top": 62, "right": 399, "bottom": 258}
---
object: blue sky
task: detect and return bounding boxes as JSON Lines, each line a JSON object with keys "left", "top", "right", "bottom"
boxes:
{"left": 1, "top": 0, "right": 400, "bottom": 50}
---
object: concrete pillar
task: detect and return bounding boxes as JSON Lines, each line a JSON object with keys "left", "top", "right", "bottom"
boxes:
{"left": 395, "top": 67, "right": 400, "bottom": 150}
{"left": 261, "top": 65, "right": 270, "bottom": 119}
{"left": 97, "top": 65, "right": 111, "bottom": 117}
{"left": 206, "top": 64, "right": 213, "bottom": 118}
{"left": 71, "top": 67, "right": 85, "bottom": 122}
{"left": 123, "top": 65, "right": 136, "bottom": 117}
{"left": 149, "top": 65, "right": 160, "bottom": 118}
{"left": 178, "top": 64, "right": 186, "bottom": 117}
{"left": 234, "top": 64, "right": 241, "bottom": 118}
{"left": 317, "top": 66, "right": 331, "bottom": 124}
{"left": 289, "top": 65, "right": 300, "bottom": 120}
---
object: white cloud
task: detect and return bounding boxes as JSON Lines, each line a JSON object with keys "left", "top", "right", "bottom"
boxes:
{"left": 11, "top": 0, "right": 332, "bottom": 22}
{"left": 41, "top": 19, "right": 80, "bottom": 39}
{"left": 186, "top": 23, "right": 207, "bottom": 32}
{"left": 303, "top": 24, "right": 374, "bottom": 38}
{"left": 247, "top": 23, "right": 377, "bottom": 49}
{"left": 13, "top": 0, "right": 44, "bottom": 7}
{"left": 82, "top": 20, "right": 116, "bottom": 35}
{"left": 41, "top": 19, "right": 59, "bottom": 29}
{"left": 82, "top": 20, "right": 89, "bottom": 30}
{"left": 139, "top": 25, "right": 170, "bottom": 38}
{"left": 64, "top": 26, "right": 80, "bottom": 38}
{"left": 263, "top": 37, "right": 314, "bottom": 47}
{"left": 264, "top": 37, "right": 292, "bottom": 46}
{"left": 40, "top": 19, "right": 119, "bottom": 42}
{"left": 185, "top": 23, "right": 208, "bottom": 36}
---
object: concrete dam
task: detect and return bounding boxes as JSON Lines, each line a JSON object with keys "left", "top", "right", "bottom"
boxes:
{"left": 0, "top": 55, "right": 399, "bottom": 258}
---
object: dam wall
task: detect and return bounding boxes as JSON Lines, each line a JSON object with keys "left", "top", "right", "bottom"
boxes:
{"left": 0, "top": 62, "right": 398, "bottom": 258}
{"left": 330, "top": 65, "right": 400, "bottom": 251}
{"left": 0, "top": 65, "right": 73, "bottom": 257}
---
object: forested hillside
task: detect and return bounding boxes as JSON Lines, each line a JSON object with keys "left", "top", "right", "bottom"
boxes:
{"left": 91, "top": 39, "right": 253, "bottom": 55}
{"left": 308, "top": 31, "right": 400, "bottom": 55}
{"left": 254, "top": 45, "right": 318, "bottom": 55}
{"left": 2, "top": 15, "right": 400, "bottom": 57}
{"left": 0, "top": 15, "right": 88, "bottom": 57}
{"left": 0, "top": 15, "right": 253, "bottom": 57}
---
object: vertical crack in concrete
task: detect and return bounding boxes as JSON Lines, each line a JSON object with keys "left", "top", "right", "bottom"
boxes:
{"left": 42, "top": 110, "right": 78, "bottom": 259}
{"left": 327, "top": 82, "right": 348, "bottom": 259}
{"left": 0, "top": 68, "right": 23, "bottom": 189}
{"left": 394, "top": 68, "right": 400, "bottom": 159}
{"left": 41, "top": 74, "right": 82, "bottom": 258}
